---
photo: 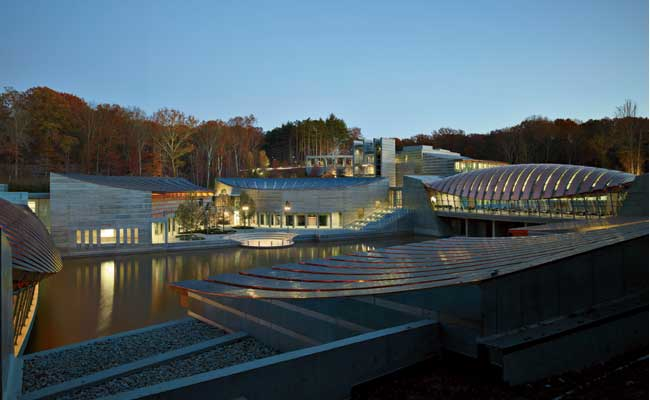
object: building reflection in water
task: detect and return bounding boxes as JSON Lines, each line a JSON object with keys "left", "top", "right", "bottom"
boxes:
{"left": 26, "top": 235, "right": 424, "bottom": 353}
{"left": 98, "top": 261, "right": 115, "bottom": 333}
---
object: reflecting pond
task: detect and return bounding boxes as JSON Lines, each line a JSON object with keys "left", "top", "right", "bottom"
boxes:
{"left": 27, "top": 235, "right": 428, "bottom": 353}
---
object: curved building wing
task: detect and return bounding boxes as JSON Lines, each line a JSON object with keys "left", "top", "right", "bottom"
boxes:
{"left": 0, "top": 198, "right": 63, "bottom": 282}
{"left": 426, "top": 164, "right": 635, "bottom": 200}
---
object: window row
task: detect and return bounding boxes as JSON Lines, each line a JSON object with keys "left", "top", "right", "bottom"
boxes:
{"left": 75, "top": 227, "right": 139, "bottom": 245}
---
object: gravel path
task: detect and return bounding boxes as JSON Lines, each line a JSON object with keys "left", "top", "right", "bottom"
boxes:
{"left": 55, "top": 337, "right": 276, "bottom": 400}
{"left": 23, "top": 319, "right": 224, "bottom": 393}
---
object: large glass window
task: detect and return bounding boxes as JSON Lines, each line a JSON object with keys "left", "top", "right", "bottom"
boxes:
{"left": 100, "top": 228, "right": 117, "bottom": 244}
{"left": 134, "top": 228, "right": 139, "bottom": 244}
{"left": 285, "top": 215, "right": 294, "bottom": 227}
{"left": 297, "top": 215, "right": 306, "bottom": 227}
{"left": 318, "top": 215, "right": 329, "bottom": 227}
{"left": 76, "top": 230, "right": 82, "bottom": 244}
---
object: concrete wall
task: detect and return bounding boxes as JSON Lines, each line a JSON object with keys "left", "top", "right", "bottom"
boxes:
{"left": 620, "top": 173, "right": 648, "bottom": 217}
{"left": 119, "top": 320, "right": 439, "bottom": 400}
{"left": 50, "top": 173, "right": 153, "bottom": 250}
{"left": 479, "top": 237, "right": 648, "bottom": 336}
{"left": 402, "top": 175, "right": 451, "bottom": 236}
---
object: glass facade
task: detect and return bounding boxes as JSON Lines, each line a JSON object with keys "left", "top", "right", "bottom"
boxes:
{"left": 426, "top": 164, "right": 635, "bottom": 219}
{"left": 428, "top": 191, "right": 628, "bottom": 219}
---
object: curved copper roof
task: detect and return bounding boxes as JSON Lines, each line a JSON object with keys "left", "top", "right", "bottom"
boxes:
{"left": 170, "top": 220, "right": 648, "bottom": 299}
{"left": 0, "top": 199, "right": 62, "bottom": 281}
{"left": 426, "top": 164, "right": 635, "bottom": 200}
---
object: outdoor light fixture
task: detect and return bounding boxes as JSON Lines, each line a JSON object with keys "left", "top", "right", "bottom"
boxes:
{"left": 430, "top": 196, "right": 436, "bottom": 204}
{"left": 242, "top": 205, "right": 249, "bottom": 211}
{"left": 284, "top": 201, "right": 292, "bottom": 212}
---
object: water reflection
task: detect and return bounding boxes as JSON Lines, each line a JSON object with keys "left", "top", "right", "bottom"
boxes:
{"left": 27, "top": 235, "right": 426, "bottom": 353}
{"left": 99, "top": 261, "right": 115, "bottom": 333}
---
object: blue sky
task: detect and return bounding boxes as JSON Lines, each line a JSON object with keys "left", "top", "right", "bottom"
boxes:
{"left": 1, "top": 0, "right": 647, "bottom": 138}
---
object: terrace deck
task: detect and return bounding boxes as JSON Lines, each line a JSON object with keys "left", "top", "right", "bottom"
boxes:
{"left": 170, "top": 219, "right": 648, "bottom": 299}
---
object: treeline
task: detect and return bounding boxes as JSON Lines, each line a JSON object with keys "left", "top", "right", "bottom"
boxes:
{"left": 397, "top": 107, "right": 648, "bottom": 175}
{"left": 1, "top": 86, "right": 647, "bottom": 192}
{"left": 263, "top": 115, "right": 360, "bottom": 166}
{"left": 0, "top": 87, "right": 266, "bottom": 189}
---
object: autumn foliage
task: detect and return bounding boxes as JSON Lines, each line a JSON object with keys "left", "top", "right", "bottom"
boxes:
{"left": 0, "top": 87, "right": 646, "bottom": 192}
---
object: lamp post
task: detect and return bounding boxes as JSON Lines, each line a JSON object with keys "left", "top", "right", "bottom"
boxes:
{"left": 283, "top": 201, "right": 292, "bottom": 231}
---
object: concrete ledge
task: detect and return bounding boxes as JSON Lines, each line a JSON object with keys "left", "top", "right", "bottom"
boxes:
{"left": 22, "top": 332, "right": 248, "bottom": 400}
{"left": 479, "top": 291, "right": 649, "bottom": 384}
{"left": 100, "top": 320, "right": 440, "bottom": 400}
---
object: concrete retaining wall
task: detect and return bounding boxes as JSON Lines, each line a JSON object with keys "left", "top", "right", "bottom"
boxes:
{"left": 108, "top": 320, "right": 440, "bottom": 400}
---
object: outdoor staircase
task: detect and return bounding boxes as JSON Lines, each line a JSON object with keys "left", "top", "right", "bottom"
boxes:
{"left": 346, "top": 208, "right": 411, "bottom": 231}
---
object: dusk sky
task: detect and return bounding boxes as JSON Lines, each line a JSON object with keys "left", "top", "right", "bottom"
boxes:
{"left": 2, "top": 0, "right": 648, "bottom": 138}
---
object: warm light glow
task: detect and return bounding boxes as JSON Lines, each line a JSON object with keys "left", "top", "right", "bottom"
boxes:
{"left": 100, "top": 228, "right": 115, "bottom": 238}
{"left": 242, "top": 205, "right": 249, "bottom": 211}
{"left": 99, "top": 261, "right": 115, "bottom": 332}
{"left": 430, "top": 196, "right": 436, "bottom": 203}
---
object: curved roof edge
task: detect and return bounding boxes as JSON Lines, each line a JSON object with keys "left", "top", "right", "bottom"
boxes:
{"left": 425, "top": 164, "right": 635, "bottom": 200}
{"left": 0, "top": 198, "right": 63, "bottom": 280}
{"left": 216, "top": 177, "right": 388, "bottom": 190}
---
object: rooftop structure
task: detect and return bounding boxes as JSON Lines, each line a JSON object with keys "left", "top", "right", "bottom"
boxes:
{"left": 216, "top": 177, "right": 384, "bottom": 190}
{"left": 396, "top": 146, "right": 507, "bottom": 185}
{"left": 171, "top": 218, "right": 647, "bottom": 387}
{"left": 60, "top": 173, "right": 208, "bottom": 193}
{"left": 352, "top": 138, "right": 397, "bottom": 186}
{"left": 305, "top": 155, "right": 353, "bottom": 177}
{"left": 425, "top": 164, "right": 636, "bottom": 219}
{"left": 171, "top": 219, "right": 646, "bottom": 298}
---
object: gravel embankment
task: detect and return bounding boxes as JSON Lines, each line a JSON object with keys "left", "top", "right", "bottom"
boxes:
{"left": 55, "top": 337, "right": 276, "bottom": 400}
{"left": 23, "top": 319, "right": 224, "bottom": 393}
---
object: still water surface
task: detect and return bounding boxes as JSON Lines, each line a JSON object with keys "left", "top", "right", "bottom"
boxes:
{"left": 27, "top": 235, "right": 426, "bottom": 353}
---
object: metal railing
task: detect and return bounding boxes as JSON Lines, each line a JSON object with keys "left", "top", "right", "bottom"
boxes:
{"left": 12, "top": 283, "right": 37, "bottom": 346}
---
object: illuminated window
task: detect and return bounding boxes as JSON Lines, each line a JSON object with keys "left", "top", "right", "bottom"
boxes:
{"left": 28, "top": 200, "right": 37, "bottom": 213}
{"left": 92, "top": 230, "right": 98, "bottom": 245}
{"left": 76, "top": 230, "right": 82, "bottom": 244}
{"left": 591, "top": 172, "right": 606, "bottom": 188}
{"left": 84, "top": 230, "right": 90, "bottom": 244}
{"left": 565, "top": 169, "right": 582, "bottom": 191}
{"left": 543, "top": 167, "right": 561, "bottom": 192}
{"left": 119, "top": 228, "right": 124, "bottom": 244}
{"left": 554, "top": 169, "right": 570, "bottom": 192}
{"left": 126, "top": 229, "right": 131, "bottom": 244}
{"left": 100, "top": 228, "right": 116, "bottom": 244}
{"left": 134, "top": 228, "right": 139, "bottom": 244}
{"left": 520, "top": 168, "right": 537, "bottom": 193}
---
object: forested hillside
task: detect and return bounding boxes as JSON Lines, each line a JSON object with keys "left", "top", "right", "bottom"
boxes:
{"left": 1, "top": 86, "right": 646, "bottom": 191}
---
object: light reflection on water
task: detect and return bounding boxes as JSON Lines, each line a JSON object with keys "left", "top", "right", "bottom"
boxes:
{"left": 27, "top": 235, "right": 426, "bottom": 353}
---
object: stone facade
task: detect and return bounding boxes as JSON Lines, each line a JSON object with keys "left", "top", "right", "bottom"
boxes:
{"left": 50, "top": 173, "right": 153, "bottom": 250}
